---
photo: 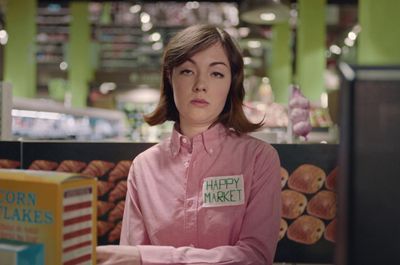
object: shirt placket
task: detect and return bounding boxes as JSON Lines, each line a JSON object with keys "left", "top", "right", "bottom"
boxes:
{"left": 181, "top": 137, "right": 199, "bottom": 247}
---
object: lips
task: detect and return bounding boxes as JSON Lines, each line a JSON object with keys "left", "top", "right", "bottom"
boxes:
{"left": 190, "top": 98, "right": 209, "bottom": 105}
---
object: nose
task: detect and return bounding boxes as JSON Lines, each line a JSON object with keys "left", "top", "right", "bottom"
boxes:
{"left": 192, "top": 74, "right": 207, "bottom": 93}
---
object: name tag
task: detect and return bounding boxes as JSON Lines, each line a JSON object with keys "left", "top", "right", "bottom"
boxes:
{"left": 202, "top": 175, "right": 245, "bottom": 207}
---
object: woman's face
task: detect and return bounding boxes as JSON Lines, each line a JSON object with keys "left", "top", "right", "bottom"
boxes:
{"left": 171, "top": 42, "right": 232, "bottom": 129}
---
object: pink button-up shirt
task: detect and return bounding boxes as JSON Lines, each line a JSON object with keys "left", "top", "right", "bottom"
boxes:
{"left": 120, "top": 123, "right": 281, "bottom": 265}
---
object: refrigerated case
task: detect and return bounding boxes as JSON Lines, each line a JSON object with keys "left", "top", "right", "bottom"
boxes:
{"left": 12, "top": 97, "right": 127, "bottom": 140}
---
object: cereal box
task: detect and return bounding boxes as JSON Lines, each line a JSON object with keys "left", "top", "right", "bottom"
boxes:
{"left": 0, "top": 169, "right": 97, "bottom": 265}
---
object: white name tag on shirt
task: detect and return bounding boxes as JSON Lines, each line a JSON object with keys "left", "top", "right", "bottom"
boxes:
{"left": 202, "top": 175, "right": 245, "bottom": 207}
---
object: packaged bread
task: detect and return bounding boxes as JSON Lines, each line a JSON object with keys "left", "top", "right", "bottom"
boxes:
{"left": 306, "top": 190, "right": 336, "bottom": 220}
{"left": 108, "top": 201, "right": 125, "bottom": 223}
{"left": 108, "top": 222, "right": 122, "bottom": 242}
{"left": 325, "top": 166, "right": 338, "bottom": 191}
{"left": 28, "top": 160, "right": 59, "bottom": 171}
{"left": 280, "top": 167, "right": 289, "bottom": 188}
{"left": 0, "top": 159, "right": 20, "bottom": 169}
{"left": 281, "top": 189, "right": 307, "bottom": 219}
{"left": 279, "top": 218, "right": 288, "bottom": 240}
{"left": 98, "top": 181, "right": 115, "bottom": 197}
{"left": 108, "top": 160, "right": 131, "bottom": 183}
{"left": 56, "top": 160, "right": 87, "bottom": 173}
{"left": 97, "top": 201, "right": 115, "bottom": 217}
{"left": 97, "top": 221, "right": 114, "bottom": 237}
{"left": 287, "top": 215, "right": 325, "bottom": 245}
{"left": 108, "top": 180, "right": 127, "bottom": 202}
{"left": 288, "top": 164, "right": 326, "bottom": 194}
{"left": 82, "top": 160, "right": 115, "bottom": 178}
{"left": 324, "top": 218, "right": 336, "bottom": 243}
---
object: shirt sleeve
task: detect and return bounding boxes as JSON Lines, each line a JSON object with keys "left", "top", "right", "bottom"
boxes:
{"left": 121, "top": 146, "right": 282, "bottom": 265}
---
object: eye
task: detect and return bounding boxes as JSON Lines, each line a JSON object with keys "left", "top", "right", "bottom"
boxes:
{"left": 211, "top": 72, "right": 224, "bottom": 78}
{"left": 179, "top": 69, "right": 193, "bottom": 76}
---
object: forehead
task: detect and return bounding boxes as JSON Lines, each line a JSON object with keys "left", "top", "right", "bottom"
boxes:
{"left": 185, "top": 42, "right": 230, "bottom": 65}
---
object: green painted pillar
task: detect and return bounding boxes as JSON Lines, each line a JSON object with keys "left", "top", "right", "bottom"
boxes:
{"left": 269, "top": 21, "right": 292, "bottom": 104}
{"left": 69, "top": 2, "right": 91, "bottom": 108}
{"left": 4, "top": 0, "right": 37, "bottom": 98}
{"left": 358, "top": 0, "right": 400, "bottom": 65}
{"left": 296, "top": 0, "right": 326, "bottom": 103}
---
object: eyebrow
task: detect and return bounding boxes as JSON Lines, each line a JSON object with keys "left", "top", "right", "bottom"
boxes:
{"left": 186, "top": 58, "right": 229, "bottom": 68}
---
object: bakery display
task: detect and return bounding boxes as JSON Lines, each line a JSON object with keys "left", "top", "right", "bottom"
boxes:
{"left": 281, "top": 189, "right": 308, "bottom": 219}
{"left": 288, "top": 164, "right": 326, "bottom": 194}
{"left": 287, "top": 215, "right": 325, "bottom": 245}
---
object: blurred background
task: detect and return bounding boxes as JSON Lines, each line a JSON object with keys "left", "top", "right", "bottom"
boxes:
{"left": 0, "top": 0, "right": 394, "bottom": 143}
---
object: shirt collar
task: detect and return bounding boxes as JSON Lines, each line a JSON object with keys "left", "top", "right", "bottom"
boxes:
{"left": 170, "top": 123, "right": 227, "bottom": 157}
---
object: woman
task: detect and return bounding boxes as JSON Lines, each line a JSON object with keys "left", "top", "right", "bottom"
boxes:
{"left": 97, "top": 24, "right": 281, "bottom": 265}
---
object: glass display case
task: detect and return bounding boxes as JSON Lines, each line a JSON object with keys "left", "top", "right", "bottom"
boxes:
{"left": 12, "top": 97, "right": 127, "bottom": 140}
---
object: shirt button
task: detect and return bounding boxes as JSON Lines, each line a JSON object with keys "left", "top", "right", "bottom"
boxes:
{"left": 182, "top": 138, "right": 188, "bottom": 144}
{"left": 187, "top": 200, "right": 193, "bottom": 207}
{"left": 209, "top": 148, "right": 213, "bottom": 154}
{"left": 184, "top": 161, "right": 189, "bottom": 167}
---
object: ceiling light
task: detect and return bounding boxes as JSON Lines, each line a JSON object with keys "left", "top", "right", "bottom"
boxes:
{"left": 260, "top": 12, "right": 276, "bottom": 21}
{"left": 248, "top": 40, "right": 261, "bottom": 49}
{"left": 150, "top": 32, "right": 161, "bottom": 42}
{"left": 140, "top": 12, "right": 150, "bottom": 24}
{"left": 240, "top": 0, "right": 290, "bottom": 25}
{"left": 129, "top": 4, "right": 141, "bottom": 14}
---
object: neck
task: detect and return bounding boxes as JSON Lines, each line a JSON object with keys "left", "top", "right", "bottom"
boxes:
{"left": 179, "top": 122, "right": 213, "bottom": 139}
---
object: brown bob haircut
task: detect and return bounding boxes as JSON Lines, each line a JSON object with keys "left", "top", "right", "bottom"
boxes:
{"left": 144, "top": 24, "right": 263, "bottom": 134}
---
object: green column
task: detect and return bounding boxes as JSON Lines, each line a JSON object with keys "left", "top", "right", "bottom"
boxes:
{"left": 269, "top": 22, "right": 292, "bottom": 104}
{"left": 69, "top": 2, "right": 91, "bottom": 108}
{"left": 296, "top": 0, "right": 326, "bottom": 103}
{"left": 4, "top": 0, "right": 37, "bottom": 98}
{"left": 358, "top": 0, "right": 400, "bottom": 65}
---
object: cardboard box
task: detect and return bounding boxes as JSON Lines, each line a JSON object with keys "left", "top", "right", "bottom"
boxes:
{"left": 0, "top": 239, "right": 44, "bottom": 265}
{"left": 0, "top": 169, "right": 97, "bottom": 265}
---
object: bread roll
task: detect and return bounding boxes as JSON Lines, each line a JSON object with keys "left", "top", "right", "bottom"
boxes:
{"left": 281, "top": 167, "right": 289, "bottom": 188}
{"left": 108, "top": 221, "right": 122, "bottom": 242}
{"left": 82, "top": 160, "right": 115, "bottom": 177}
{"left": 97, "top": 201, "right": 115, "bottom": 217}
{"left": 287, "top": 215, "right": 325, "bottom": 245}
{"left": 97, "top": 220, "right": 114, "bottom": 237}
{"left": 108, "top": 201, "right": 125, "bottom": 223}
{"left": 56, "top": 160, "right": 87, "bottom": 173}
{"left": 281, "top": 190, "right": 307, "bottom": 219}
{"left": 279, "top": 218, "right": 288, "bottom": 240}
{"left": 0, "top": 159, "right": 20, "bottom": 169}
{"left": 325, "top": 166, "right": 338, "bottom": 191}
{"left": 324, "top": 218, "right": 336, "bottom": 243}
{"left": 108, "top": 160, "right": 131, "bottom": 183}
{"left": 98, "top": 181, "right": 115, "bottom": 197}
{"left": 307, "top": 190, "right": 336, "bottom": 220}
{"left": 288, "top": 164, "right": 326, "bottom": 194}
{"left": 108, "top": 181, "right": 127, "bottom": 203}
{"left": 28, "top": 160, "right": 58, "bottom": 171}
